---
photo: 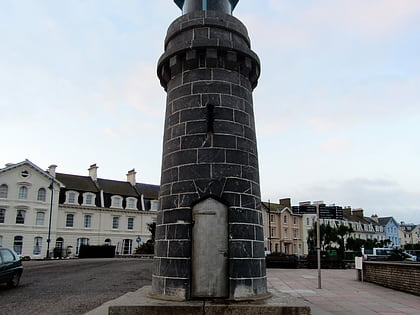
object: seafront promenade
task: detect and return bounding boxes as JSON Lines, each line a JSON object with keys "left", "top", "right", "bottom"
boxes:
{"left": 267, "top": 268, "right": 420, "bottom": 314}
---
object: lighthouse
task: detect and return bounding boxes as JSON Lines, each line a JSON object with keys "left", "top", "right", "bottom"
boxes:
{"left": 152, "top": 0, "right": 267, "bottom": 301}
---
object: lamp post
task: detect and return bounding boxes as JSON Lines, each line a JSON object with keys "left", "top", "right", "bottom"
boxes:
{"left": 268, "top": 200, "right": 272, "bottom": 252}
{"left": 46, "top": 181, "right": 54, "bottom": 259}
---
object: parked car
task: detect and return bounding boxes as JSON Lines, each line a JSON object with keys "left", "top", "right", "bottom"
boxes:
{"left": 402, "top": 252, "right": 417, "bottom": 261}
{"left": 0, "top": 248, "right": 23, "bottom": 288}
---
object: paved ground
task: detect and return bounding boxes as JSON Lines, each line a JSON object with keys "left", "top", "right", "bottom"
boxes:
{"left": 267, "top": 268, "right": 420, "bottom": 314}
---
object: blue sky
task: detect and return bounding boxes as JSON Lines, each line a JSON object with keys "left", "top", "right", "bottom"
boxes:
{"left": 1, "top": 0, "right": 419, "bottom": 223}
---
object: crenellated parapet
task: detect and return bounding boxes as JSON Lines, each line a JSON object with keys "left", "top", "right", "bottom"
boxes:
{"left": 157, "top": 10, "right": 260, "bottom": 91}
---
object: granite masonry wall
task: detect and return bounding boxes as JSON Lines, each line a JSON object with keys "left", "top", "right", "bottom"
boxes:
{"left": 363, "top": 261, "right": 420, "bottom": 296}
{"left": 152, "top": 10, "right": 267, "bottom": 300}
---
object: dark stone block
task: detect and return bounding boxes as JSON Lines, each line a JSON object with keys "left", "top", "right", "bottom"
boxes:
{"left": 172, "top": 181, "right": 196, "bottom": 194}
{"left": 214, "top": 121, "right": 244, "bottom": 137}
{"left": 241, "top": 194, "right": 256, "bottom": 209}
{"left": 164, "top": 209, "right": 192, "bottom": 224}
{"left": 250, "top": 182, "right": 260, "bottom": 196}
{"left": 155, "top": 225, "right": 166, "bottom": 240}
{"left": 226, "top": 150, "right": 248, "bottom": 165}
{"left": 214, "top": 107, "right": 234, "bottom": 121}
{"left": 168, "top": 84, "right": 192, "bottom": 102}
{"left": 242, "top": 165, "right": 259, "bottom": 182}
{"left": 172, "top": 95, "right": 201, "bottom": 112}
{"left": 224, "top": 178, "right": 251, "bottom": 193}
{"left": 229, "top": 279, "right": 252, "bottom": 297}
{"left": 172, "top": 123, "right": 186, "bottom": 138}
{"left": 239, "top": 74, "right": 252, "bottom": 90}
{"left": 155, "top": 240, "right": 169, "bottom": 257}
{"left": 230, "top": 240, "right": 252, "bottom": 258}
{"left": 213, "top": 134, "right": 236, "bottom": 149}
{"left": 221, "top": 95, "right": 244, "bottom": 111}
{"left": 222, "top": 193, "right": 240, "bottom": 207}
{"left": 168, "top": 240, "right": 191, "bottom": 258}
{"left": 234, "top": 110, "right": 250, "bottom": 126}
{"left": 160, "top": 195, "right": 179, "bottom": 210}
{"left": 181, "top": 134, "right": 209, "bottom": 150}
{"left": 159, "top": 183, "right": 171, "bottom": 197}
{"left": 168, "top": 112, "right": 180, "bottom": 127}
{"left": 186, "top": 121, "right": 207, "bottom": 135}
{"left": 185, "top": 49, "right": 199, "bottom": 70}
{"left": 225, "top": 51, "right": 239, "bottom": 71}
{"left": 192, "top": 81, "right": 231, "bottom": 95}
{"left": 201, "top": 93, "right": 221, "bottom": 106}
{"left": 160, "top": 258, "right": 190, "bottom": 278}
{"left": 194, "top": 179, "right": 225, "bottom": 198}
{"left": 231, "top": 84, "right": 251, "bottom": 102}
{"left": 230, "top": 259, "right": 261, "bottom": 278}
{"left": 183, "top": 69, "right": 212, "bottom": 84}
{"left": 213, "top": 69, "right": 239, "bottom": 84}
{"left": 255, "top": 225, "right": 264, "bottom": 241}
{"left": 244, "top": 126, "right": 256, "bottom": 141}
{"left": 170, "top": 55, "right": 182, "bottom": 75}
{"left": 178, "top": 193, "right": 199, "bottom": 207}
{"left": 167, "top": 223, "right": 191, "bottom": 239}
{"left": 179, "top": 164, "right": 211, "bottom": 180}
{"left": 156, "top": 212, "right": 163, "bottom": 225}
{"left": 180, "top": 107, "right": 206, "bottom": 123}
{"left": 198, "top": 148, "right": 226, "bottom": 163}
{"left": 210, "top": 27, "right": 231, "bottom": 41}
{"left": 206, "top": 48, "right": 218, "bottom": 68}
{"left": 162, "top": 167, "right": 179, "bottom": 184}
{"left": 229, "top": 223, "right": 254, "bottom": 240}
{"left": 212, "top": 164, "right": 241, "bottom": 178}
{"left": 164, "top": 150, "right": 197, "bottom": 169}
{"left": 253, "top": 241, "right": 265, "bottom": 258}
{"left": 193, "top": 27, "right": 209, "bottom": 40}
{"left": 165, "top": 138, "right": 181, "bottom": 154}
{"left": 229, "top": 208, "right": 259, "bottom": 224}
{"left": 237, "top": 137, "right": 256, "bottom": 154}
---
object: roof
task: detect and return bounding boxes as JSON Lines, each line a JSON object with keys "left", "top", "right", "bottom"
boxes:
{"left": 136, "top": 183, "right": 160, "bottom": 199}
{"left": 1, "top": 159, "right": 64, "bottom": 187}
{"left": 97, "top": 178, "right": 138, "bottom": 197}
{"left": 262, "top": 202, "right": 287, "bottom": 213}
{"left": 378, "top": 217, "right": 395, "bottom": 226}
{"left": 56, "top": 173, "right": 99, "bottom": 192}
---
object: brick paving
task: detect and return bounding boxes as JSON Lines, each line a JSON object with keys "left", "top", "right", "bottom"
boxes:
{"left": 267, "top": 268, "right": 420, "bottom": 314}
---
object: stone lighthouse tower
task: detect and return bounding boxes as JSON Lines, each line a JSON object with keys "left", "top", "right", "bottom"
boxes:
{"left": 152, "top": 0, "right": 267, "bottom": 301}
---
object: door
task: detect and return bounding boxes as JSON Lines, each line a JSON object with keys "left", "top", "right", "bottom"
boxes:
{"left": 192, "top": 198, "right": 228, "bottom": 298}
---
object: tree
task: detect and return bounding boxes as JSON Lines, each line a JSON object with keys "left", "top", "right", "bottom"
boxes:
{"left": 135, "top": 222, "right": 156, "bottom": 254}
{"left": 307, "top": 223, "right": 353, "bottom": 258}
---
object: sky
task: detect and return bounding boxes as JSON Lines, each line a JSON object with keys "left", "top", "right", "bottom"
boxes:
{"left": 1, "top": 0, "right": 419, "bottom": 223}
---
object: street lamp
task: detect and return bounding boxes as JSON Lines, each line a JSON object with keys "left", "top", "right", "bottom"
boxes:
{"left": 46, "top": 181, "right": 54, "bottom": 259}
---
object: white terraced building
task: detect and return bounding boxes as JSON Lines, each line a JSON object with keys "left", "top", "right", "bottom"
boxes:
{"left": 0, "top": 160, "right": 159, "bottom": 259}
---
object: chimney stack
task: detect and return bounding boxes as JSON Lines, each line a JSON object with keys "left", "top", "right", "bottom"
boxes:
{"left": 48, "top": 164, "right": 57, "bottom": 177}
{"left": 371, "top": 214, "right": 379, "bottom": 223}
{"left": 88, "top": 164, "right": 98, "bottom": 181}
{"left": 126, "top": 169, "right": 137, "bottom": 186}
{"left": 279, "top": 198, "right": 291, "bottom": 208}
{"left": 352, "top": 208, "right": 364, "bottom": 219}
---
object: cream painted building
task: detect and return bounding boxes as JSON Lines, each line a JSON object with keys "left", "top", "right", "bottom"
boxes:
{"left": 0, "top": 160, "right": 158, "bottom": 259}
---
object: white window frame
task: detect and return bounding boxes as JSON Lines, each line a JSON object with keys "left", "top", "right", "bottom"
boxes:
{"left": 16, "top": 209, "right": 26, "bottom": 224}
{"left": 111, "top": 196, "right": 123, "bottom": 209}
{"left": 18, "top": 186, "right": 28, "bottom": 200}
{"left": 127, "top": 217, "right": 134, "bottom": 230}
{"left": 37, "top": 188, "right": 47, "bottom": 202}
{"left": 66, "top": 213, "right": 74, "bottom": 227}
{"left": 0, "top": 184, "right": 8, "bottom": 198}
{"left": 126, "top": 197, "right": 137, "bottom": 210}
{"left": 33, "top": 236, "right": 42, "bottom": 255}
{"left": 112, "top": 216, "right": 119, "bottom": 229}
{"left": 82, "top": 193, "right": 96, "bottom": 206}
{"left": 0, "top": 208, "right": 5, "bottom": 224}
{"left": 65, "top": 191, "right": 79, "bottom": 205}
{"left": 35, "top": 211, "right": 45, "bottom": 226}
{"left": 84, "top": 214, "right": 92, "bottom": 228}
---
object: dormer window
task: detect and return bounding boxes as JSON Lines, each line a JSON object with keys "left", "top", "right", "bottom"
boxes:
{"left": 82, "top": 193, "right": 96, "bottom": 206}
{"left": 65, "top": 191, "right": 79, "bottom": 205}
{"left": 150, "top": 200, "right": 159, "bottom": 211}
{"left": 126, "top": 197, "right": 137, "bottom": 210}
{"left": 111, "top": 196, "right": 123, "bottom": 209}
